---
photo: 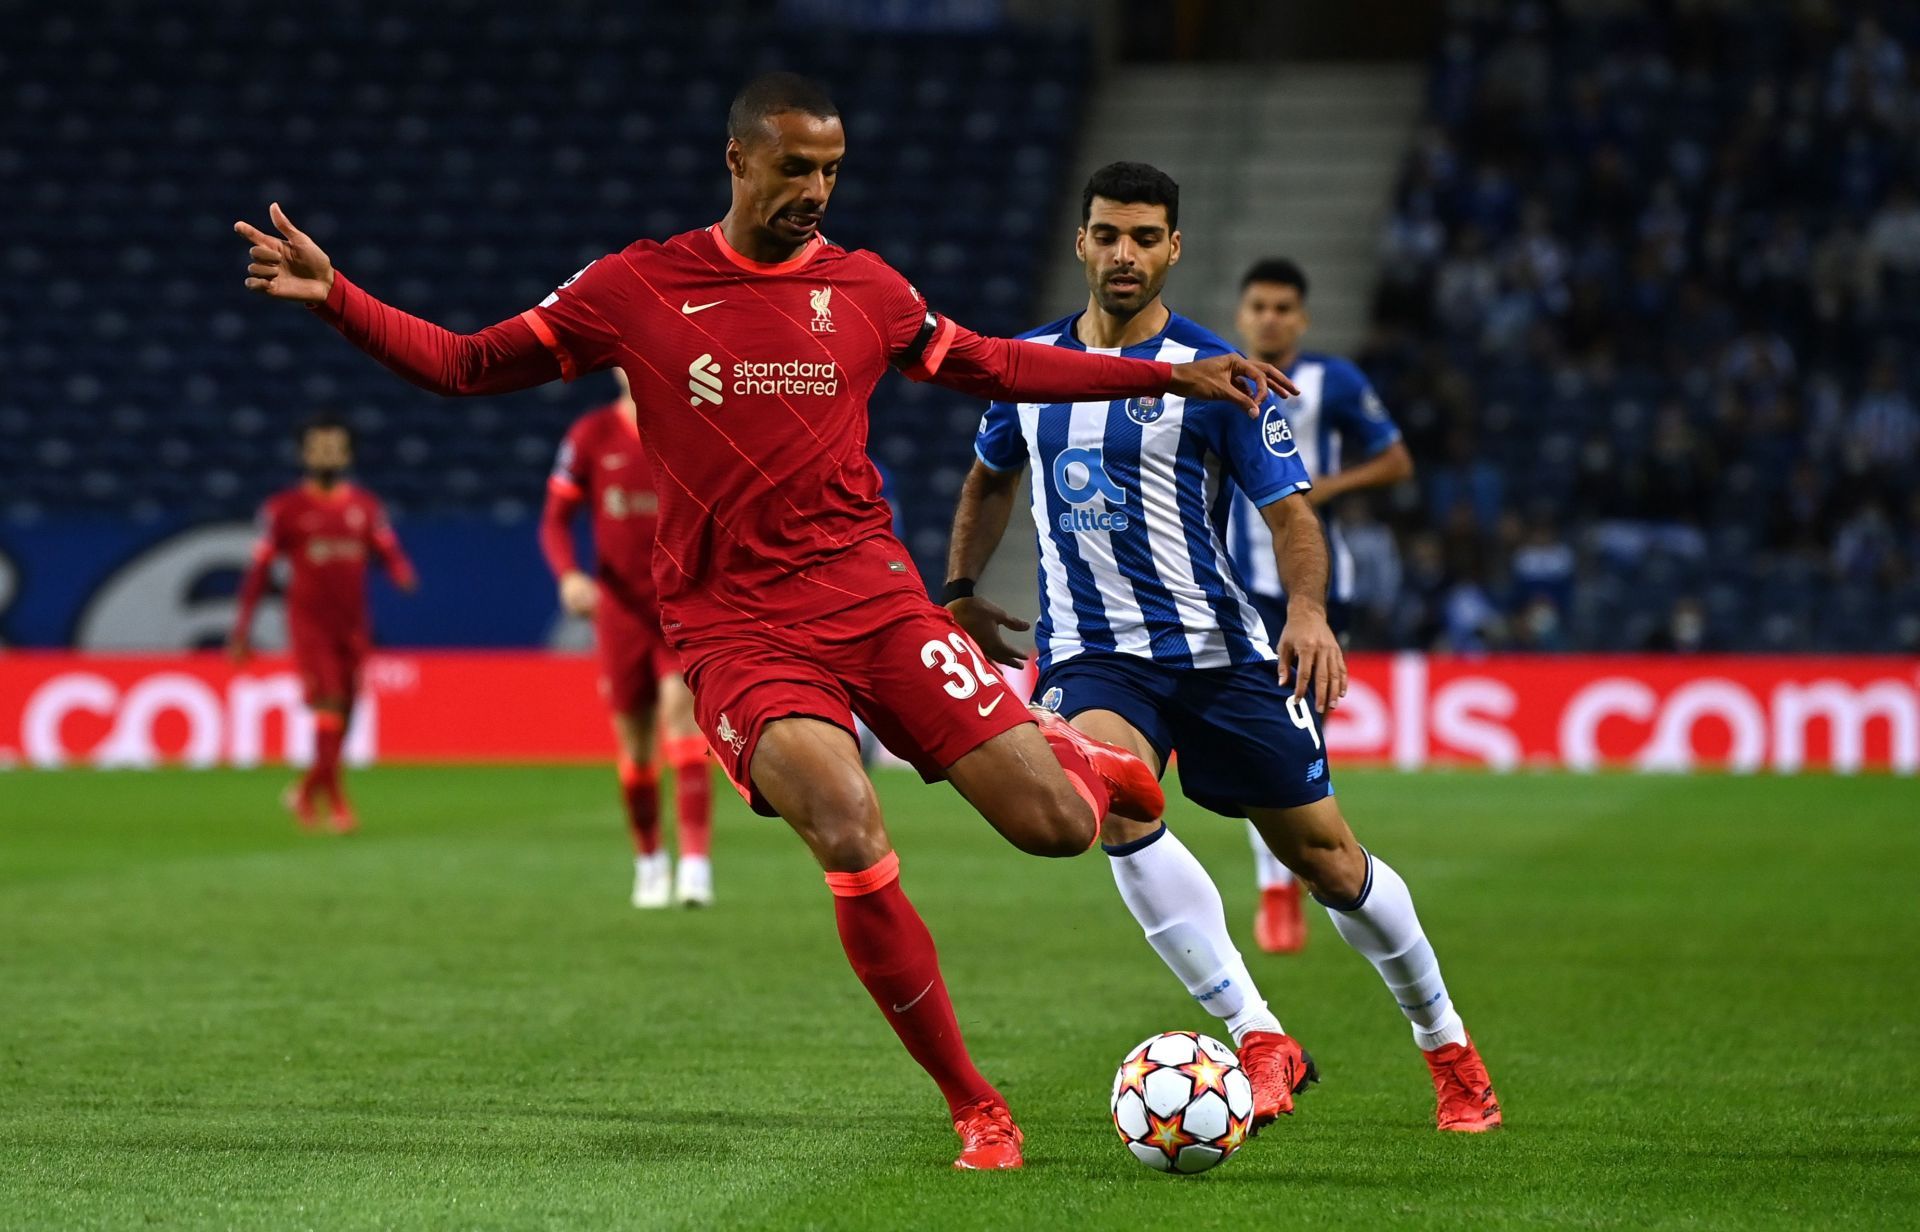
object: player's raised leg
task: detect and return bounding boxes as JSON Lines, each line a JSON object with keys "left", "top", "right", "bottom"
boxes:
{"left": 1065, "top": 706, "right": 1315, "bottom": 1127}
{"left": 748, "top": 717, "right": 1022, "bottom": 1170}
{"left": 610, "top": 708, "right": 670, "bottom": 908}
{"left": 1251, "top": 798, "right": 1502, "bottom": 1131}
{"left": 656, "top": 673, "right": 713, "bottom": 907}
{"left": 1249, "top": 821, "right": 1307, "bottom": 954}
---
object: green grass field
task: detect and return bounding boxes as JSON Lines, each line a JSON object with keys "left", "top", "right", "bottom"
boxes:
{"left": 4, "top": 767, "right": 1917, "bottom": 1230}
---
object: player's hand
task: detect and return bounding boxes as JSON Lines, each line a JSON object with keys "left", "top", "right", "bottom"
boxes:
{"left": 1276, "top": 608, "right": 1348, "bottom": 713}
{"left": 946, "top": 596, "right": 1031, "bottom": 668}
{"left": 1168, "top": 354, "right": 1300, "bottom": 416}
{"left": 226, "top": 635, "right": 251, "bottom": 666}
{"left": 234, "top": 203, "right": 335, "bottom": 304}
{"left": 559, "top": 570, "right": 598, "bottom": 618}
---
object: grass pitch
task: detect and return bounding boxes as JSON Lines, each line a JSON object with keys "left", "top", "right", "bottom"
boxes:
{"left": 3, "top": 766, "right": 1917, "bottom": 1229}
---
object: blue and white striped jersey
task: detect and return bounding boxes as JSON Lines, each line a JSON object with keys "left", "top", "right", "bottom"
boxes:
{"left": 1226, "top": 352, "right": 1399, "bottom": 603}
{"left": 974, "top": 311, "right": 1312, "bottom": 671}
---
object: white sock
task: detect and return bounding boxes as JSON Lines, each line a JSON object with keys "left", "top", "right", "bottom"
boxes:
{"left": 1320, "top": 852, "right": 1468, "bottom": 1051}
{"left": 1107, "top": 825, "right": 1283, "bottom": 1044}
{"left": 1248, "top": 821, "right": 1296, "bottom": 890}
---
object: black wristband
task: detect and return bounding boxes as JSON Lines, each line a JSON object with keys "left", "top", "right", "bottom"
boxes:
{"left": 941, "top": 577, "right": 976, "bottom": 604}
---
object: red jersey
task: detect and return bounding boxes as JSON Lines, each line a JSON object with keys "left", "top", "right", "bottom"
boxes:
{"left": 235, "top": 482, "right": 414, "bottom": 636}
{"left": 314, "top": 221, "right": 1177, "bottom": 635}
{"left": 540, "top": 401, "right": 660, "bottom": 612}
{"left": 522, "top": 225, "right": 951, "bottom": 629}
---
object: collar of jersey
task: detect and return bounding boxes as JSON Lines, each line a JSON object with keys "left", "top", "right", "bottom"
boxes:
{"left": 1059, "top": 309, "right": 1176, "bottom": 357}
{"left": 302, "top": 480, "right": 354, "bottom": 504}
{"left": 707, "top": 223, "right": 824, "bottom": 275}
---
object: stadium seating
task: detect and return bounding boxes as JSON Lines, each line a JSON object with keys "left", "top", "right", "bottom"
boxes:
{"left": 1363, "top": 1, "right": 1920, "bottom": 652}
{"left": 0, "top": 0, "right": 1087, "bottom": 580}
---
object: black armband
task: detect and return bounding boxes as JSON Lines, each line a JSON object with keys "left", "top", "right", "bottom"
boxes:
{"left": 941, "top": 577, "right": 976, "bottom": 604}
{"left": 892, "top": 310, "right": 940, "bottom": 370}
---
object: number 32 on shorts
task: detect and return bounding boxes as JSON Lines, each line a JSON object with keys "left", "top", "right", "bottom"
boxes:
{"left": 920, "top": 633, "right": 1004, "bottom": 712}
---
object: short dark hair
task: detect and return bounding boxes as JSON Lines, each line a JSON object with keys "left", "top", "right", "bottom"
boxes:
{"left": 727, "top": 72, "right": 839, "bottom": 144}
{"left": 300, "top": 412, "right": 349, "bottom": 443}
{"left": 1241, "top": 257, "right": 1309, "bottom": 299}
{"left": 1082, "top": 161, "right": 1179, "bottom": 230}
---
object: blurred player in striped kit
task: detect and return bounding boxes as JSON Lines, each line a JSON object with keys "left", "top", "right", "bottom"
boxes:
{"left": 1226, "top": 259, "right": 1414, "bottom": 954}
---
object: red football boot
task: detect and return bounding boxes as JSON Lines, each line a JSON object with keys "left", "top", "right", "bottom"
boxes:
{"left": 327, "top": 799, "right": 359, "bottom": 836}
{"left": 1254, "top": 882, "right": 1308, "bottom": 954}
{"left": 1029, "top": 706, "right": 1165, "bottom": 823}
{"left": 1237, "top": 1031, "right": 1319, "bottom": 1128}
{"left": 952, "top": 1098, "right": 1024, "bottom": 1170}
{"left": 1423, "top": 1037, "right": 1502, "bottom": 1132}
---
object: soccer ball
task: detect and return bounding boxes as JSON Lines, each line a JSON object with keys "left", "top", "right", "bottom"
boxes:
{"left": 1109, "top": 1030, "right": 1255, "bottom": 1174}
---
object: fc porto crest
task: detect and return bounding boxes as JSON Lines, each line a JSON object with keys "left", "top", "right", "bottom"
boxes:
{"left": 1124, "top": 395, "right": 1164, "bottom": 425}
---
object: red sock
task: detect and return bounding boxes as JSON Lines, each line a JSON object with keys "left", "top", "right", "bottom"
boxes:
{"left": 664, "top": 737, "right": 712, "bottom": 859}
{"left": 618, "top": 758, "right": 661, "bottom": 855}
{"left": 311, "top": 712, "right": 346, "bottom": 809}
{"left": 827, "top": 853, "right": 999, "bottom": 1116}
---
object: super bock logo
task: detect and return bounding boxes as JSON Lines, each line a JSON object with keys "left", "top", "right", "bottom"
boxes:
{"left": 1261, "top": 406, "right": 1299, "bottom": 458}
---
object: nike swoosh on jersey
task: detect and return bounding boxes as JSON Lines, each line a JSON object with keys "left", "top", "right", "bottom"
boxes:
{"left": 976, "top": 694, "right": 1005, "bottom": 718}
{"left": 892, "top": 980, "right": 936, "bottom": 1013}
{"left": 681, "top": 300, "right": 723, "bottom": 314}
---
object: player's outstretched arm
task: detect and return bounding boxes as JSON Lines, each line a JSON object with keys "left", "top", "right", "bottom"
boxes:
{"left": 921, "top": 326, "right": 1296, "bottom": 412}
{"left": 234, "top": 204, "right": 560, "bottom": 397}
{"left": 943, "top": 459, "right": 1031, "bottom": 668}
{"left": 1260, "top": 494, "right": 1348, "bottom": 713}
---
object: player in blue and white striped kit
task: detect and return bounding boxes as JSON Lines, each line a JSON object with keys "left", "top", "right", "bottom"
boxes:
{"left": 944, "top": 163, "right": 1499, "bottom": 1132}
{"left": 1226, "top": 259, "right": 1415, "bottom": 955}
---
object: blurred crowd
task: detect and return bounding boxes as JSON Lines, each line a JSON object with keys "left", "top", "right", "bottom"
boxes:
{"left": 1350, "top": 0, "right": 1920, "bottom": 652}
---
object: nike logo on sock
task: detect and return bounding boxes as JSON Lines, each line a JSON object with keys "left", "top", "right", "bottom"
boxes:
{"left": 892, "top": 980, "right": 935, "bottom": 1013}
{"left": 976, "top": 694, "right": 1005, "bottom": 717}
{"left": 681, "top": 300, "right": 723, "bottom": 314}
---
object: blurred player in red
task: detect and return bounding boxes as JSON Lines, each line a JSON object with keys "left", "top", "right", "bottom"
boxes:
{"left": 234, "top": 72, "right": 1290, "bottom": 1169}
{"left": 542, "top": 367, "right": 715, "bottom": 909}
{"left": 229, "top": 415, "right": 417, "bottom": 832}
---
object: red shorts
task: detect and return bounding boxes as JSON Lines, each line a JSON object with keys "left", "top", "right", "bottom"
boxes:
{"left": 677, "top": 587, "right": 1032, "bottom": 816}
{"left": 596, "top": 590, "right": 681, "bottom": 714}
{"left": 288, "top": 620, "right": 368, "bottom": 706}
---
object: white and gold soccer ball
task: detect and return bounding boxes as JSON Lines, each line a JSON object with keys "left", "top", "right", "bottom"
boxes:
{"left": 1109, "top": 1030, "right": 1256, "bottom": 1174}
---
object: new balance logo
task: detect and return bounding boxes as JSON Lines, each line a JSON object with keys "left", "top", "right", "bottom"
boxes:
{"left": 1305, "top": 758, "right": 1326, "bottom": 782}
{"left": 688, "top": 354, "right": 723, "bottom": 407}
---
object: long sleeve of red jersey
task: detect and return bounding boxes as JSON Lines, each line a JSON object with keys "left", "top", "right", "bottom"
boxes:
{"left": 310, "top": 273, "right": 562, "bottom": 396}
{"left": 539, "top": 482, "right": 585, "bottom": 580}
{"left": 370, "top": 523, "right": 417, "bottom": 590}
{"left": 233, "top": 537, "right": 275, "bottom": 641}
{"left": 920, "top": 323, "right": 1174, "bottom": 403}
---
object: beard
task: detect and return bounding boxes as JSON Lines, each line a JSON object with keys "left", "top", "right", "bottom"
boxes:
{"left": 306, "top": 466, "right": 344, "bottom": 487}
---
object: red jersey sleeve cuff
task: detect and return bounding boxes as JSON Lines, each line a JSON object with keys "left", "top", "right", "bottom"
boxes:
{"left": 310, "top": 271, "right": 354, "bottom": 321}
{"left": 547, "top": 475, "right": 584, "bottom": 500}
{"left": 519, "top": 308, "right": 578, "bottom": 382}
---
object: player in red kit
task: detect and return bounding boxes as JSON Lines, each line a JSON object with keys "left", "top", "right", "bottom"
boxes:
{"left": 234, "top": 72, "right": 1293, "bottom": 1168}
{"left": 542, "top": 367, "right": 715, "bottom": 909}
{"left": 229, "top": 415, "right": 417, "bottom": 832}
